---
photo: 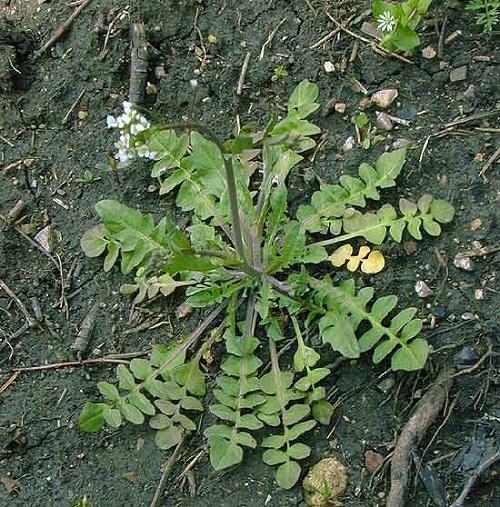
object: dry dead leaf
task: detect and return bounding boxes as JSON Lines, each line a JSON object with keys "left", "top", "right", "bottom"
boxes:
{"left": 329, "top": 244, "right": 352, "bottom": 267}
{"left": 361, "top": 251, "right": 385, "bottom": 274}
{"left": 1, "top": 476, "right": 19, "bottom": 494}
{"left": 330, "top": 244, "right": 385, "bottom": 274}
{"left": 122, "top": 471, "right": 138, "bottom": 483}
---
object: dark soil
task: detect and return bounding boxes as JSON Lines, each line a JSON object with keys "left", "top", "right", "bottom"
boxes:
{"left": 0, "top": 1, "right": 499, "bottom": 506}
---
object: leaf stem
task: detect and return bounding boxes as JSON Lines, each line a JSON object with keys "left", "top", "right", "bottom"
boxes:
{"left": 155, "top": 121, "right": 250, "bottom": 271}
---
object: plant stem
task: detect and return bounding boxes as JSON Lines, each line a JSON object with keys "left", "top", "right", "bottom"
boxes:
{"left": 155, "top": 121, "right": 250, "bottom": 269}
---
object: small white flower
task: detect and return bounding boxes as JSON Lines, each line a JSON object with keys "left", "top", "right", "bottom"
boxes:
{"left": 147, "top": 151, "right": 158, "bottom": 160}
{"left": 116, "top": 149, "right": 130, "bottom": 162}
{"left": 377, "top": 10, "right": 396, "bottom": 33}
{"left": 123, "top": 101, "right": 133, "bottom": 114}
{"left": 136, "top": 144, "right": 150, "bottom": 158}
{"left": 106, "top": 115, "right": 118, "bottom": 128}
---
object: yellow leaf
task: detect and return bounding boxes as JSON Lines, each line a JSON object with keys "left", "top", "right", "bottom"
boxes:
{"left": 347, "top": 257, "right": 361, "bottom": 271}
{"left": 329, "top": 244, "right": 353, "bottom": 267}
{"left": 358, "top": 245, "right": 371, "bottom": 258}
{"left": 361, "top": 251, "right": 385, "bottom": 274}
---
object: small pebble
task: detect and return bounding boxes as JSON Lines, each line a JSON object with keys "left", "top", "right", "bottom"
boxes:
{"left": 454, "top": 346, "right": 476, "bottom": 366}
{"left": 334, "top": 102, "right": 346, "bottom": 114}
{"left": 461, "top": 312, "right": 475, "bottom": 321}
{"left": 450, "top": 66, "right": 467, "bottom": 82}
{"left": 364, "top": 450, "right": 384, "bottom": 474}
{"left": 422, "top": 46, "right": 437, "bottom": 59}
{"left": 324, "top": 61, "right": 335, "bottom": 73}
{"left": 453, "top": 256, "right": 474, "bottom": 271}
{"left": 415, "top": 280, "right": 433, "bottom": 298}
{"left": 474, "top": 288, "right": 485, "bottom": 300}
{"left": 77, "top": 110, "right": 88, "bottom": 120}
{"left": 376, "top": 111, "right": 393, "bottom": 130}
{"left": 371, "top": 89, "right": 398, "bottom": 108}
{"left": 431, "top": 306, "right": 447, "bottom": 319}
{"left": 377, "top": 377, "right": 395, "bottom": 394}
{"left": 342, "top": 136, "right": 355, "bottom": 152}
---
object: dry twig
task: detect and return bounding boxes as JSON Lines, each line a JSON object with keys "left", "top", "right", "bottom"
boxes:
{"left": 129, "top": 22, "right": 148, "bottom": 104}
{"left": 150, "top": 434, "right": 187, "bottom": 507}
{"left": 259, "top": 17, "right": 287, "bottom": 60}
{"left": 0, "top": 278, "right": 36, "bottom": 327}
{"left": 449, "top": 452, "right": 500, "bottom": 507}
{"left": 236, "top": 51, "right": 251, "bottom": 96}
{"left": 36, "top": 0, "right": 93, "bottom": 56}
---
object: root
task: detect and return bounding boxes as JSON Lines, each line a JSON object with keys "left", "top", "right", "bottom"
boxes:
{"left": 386, "top": 370, "right": 453, "bottom": 507}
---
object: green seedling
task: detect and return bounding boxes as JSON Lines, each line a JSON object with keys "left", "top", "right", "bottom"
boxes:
{"left": 372, "top": 0, "right": 433, "bottom": 52}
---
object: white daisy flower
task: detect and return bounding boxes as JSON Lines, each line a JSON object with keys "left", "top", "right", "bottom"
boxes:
{"left": 377, "top": 11, "right": 396, "bottom": 33}
{"left": 122, "top": 101, "right": 133, "bottom": 114}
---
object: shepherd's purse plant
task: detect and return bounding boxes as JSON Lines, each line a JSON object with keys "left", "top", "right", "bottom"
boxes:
{"left": 78, "top": 81, "right": 454, "bottom": 489}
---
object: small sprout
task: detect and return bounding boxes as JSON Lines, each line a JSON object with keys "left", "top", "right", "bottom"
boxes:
{"left": 77, "top": 169, "right": 100, "bottom": 184}
{"left": 329, "top": 244, "right": 385, "bottom": 274}
{"left": 271, "top": 65, "right": 288, "bottom": 82}
{"left": 207, "top": 34, "right": 218, "bottom": 44}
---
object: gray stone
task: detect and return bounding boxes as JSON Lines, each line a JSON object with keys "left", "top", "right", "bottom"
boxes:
{"left": 450, "top": 66, "right": 468, "bottom": 82}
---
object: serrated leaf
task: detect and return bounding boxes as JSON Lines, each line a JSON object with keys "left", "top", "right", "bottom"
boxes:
{"left": 320, "top": 312, "right": 360, "bottom": 358}
{"left": 239, "top": 414, "right": 264, "bottom": 430}
{"left": 276, "top": 460, "right": 301, "bottom": 489}
{"left": 173, "top": 361, "right": 205, "bottom": 396}
{"left": 210, "top": 404, "right": 236, "bottom": 422}
{"left": 235, "top": 432, "right": 257, "bottom": 448}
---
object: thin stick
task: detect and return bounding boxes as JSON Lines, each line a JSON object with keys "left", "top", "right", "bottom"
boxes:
{"left": 0, "top": 214, "right": 59, "bottom": 268}
{"left": 309, "top": 26, "right": 342, "bottom": 49}
{"left": 14, "top": 358, "right": 133, "bottom": 372}
{"left": 237, "top": 51, "right": 251, "bottom": 95}
{"left": 0, "top": 371, "right": 19, "bottom": 396}
{"left": 150, "top": 434, "right": 187, "bottom": 507}
{"left": 445, "top": 109, "right": 500, "bottom": 128}
{"left": 0, "top": 278, "right": 36, "bottom": 327}
{"left": 479, "top": 146, "right": 500, "bottom": 179}
{"left": 449, "top": 451, "right": 500, "bottom": 507}
{"left": 36, "top": 0, "right": 93, "bottom": 56}
{"left": 437, "top": 14, "right": 448, "bottom": 59}
{"left": 259, "top": 17, "right": 287, "bottom": 60}
{"left": 62, "top": 89, "right": 86, "bottom": 124}
{"left": 129, "top": 22, "right": 148, "bottom": 104}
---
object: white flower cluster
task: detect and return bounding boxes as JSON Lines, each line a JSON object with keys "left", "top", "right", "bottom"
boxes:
{"left": 106, "top": 101, "right": 157, "bottom": 163}
{"left": 377, "top": 11, "right": 397, "bottom": 33}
